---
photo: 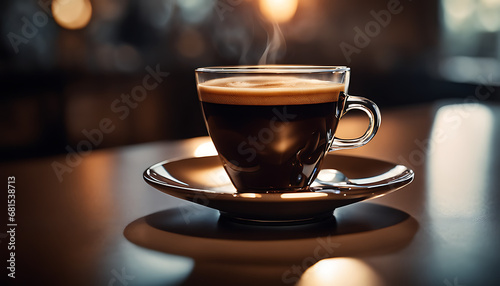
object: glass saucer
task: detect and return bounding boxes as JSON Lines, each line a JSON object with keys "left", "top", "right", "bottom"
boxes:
{"left": 143, "top": 154, "right": 414, "bottom": 224}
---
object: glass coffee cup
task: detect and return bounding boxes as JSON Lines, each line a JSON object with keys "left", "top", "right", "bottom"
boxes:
{"left": 196, "top": 66, "right": 380, "bottom": 193}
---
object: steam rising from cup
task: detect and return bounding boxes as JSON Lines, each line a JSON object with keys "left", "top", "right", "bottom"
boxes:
{"left": 257, "top": 0, "right": 298, "bottom": 64}
{"left": 258, "top": 22, "right": 286, "bottom": 65}
{"left": 211, "top": 0, "right": 298, "bottom": 65}
{"left": 257, "top": 0, "right": 299, "bottom": 65}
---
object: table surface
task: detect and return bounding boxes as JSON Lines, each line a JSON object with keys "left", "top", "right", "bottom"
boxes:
{"left": 1, "top": 101, "right": 500, "bottom": 286}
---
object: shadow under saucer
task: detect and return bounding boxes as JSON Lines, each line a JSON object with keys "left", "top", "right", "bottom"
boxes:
{"left": 124, "top": 202, "right": 418, "bottom": 263}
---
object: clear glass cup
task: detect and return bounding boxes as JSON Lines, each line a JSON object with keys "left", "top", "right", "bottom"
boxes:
{"left": 196, "top": 65, "right": 381, "bottom": 193}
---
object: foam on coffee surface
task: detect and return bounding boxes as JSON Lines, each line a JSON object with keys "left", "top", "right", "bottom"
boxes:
{"left": 198, "top": 76, "right": 345, "bottom": 105}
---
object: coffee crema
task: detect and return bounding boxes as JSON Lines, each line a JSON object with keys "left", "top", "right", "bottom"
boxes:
{"left": 198, "top": 76, "right": 345, "bottom": 105}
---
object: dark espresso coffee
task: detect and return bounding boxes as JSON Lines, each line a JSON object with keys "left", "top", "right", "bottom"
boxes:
{"left": 198, "top": 76, "right": 345, "bottom": 192}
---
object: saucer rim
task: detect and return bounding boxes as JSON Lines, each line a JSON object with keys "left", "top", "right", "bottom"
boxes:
{"left": 143, "top": 154, "right": 414, "bottom": 201}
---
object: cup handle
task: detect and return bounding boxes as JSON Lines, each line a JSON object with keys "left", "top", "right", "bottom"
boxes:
{"left": 330, "top": 94, "right": 381, "bottom": 151}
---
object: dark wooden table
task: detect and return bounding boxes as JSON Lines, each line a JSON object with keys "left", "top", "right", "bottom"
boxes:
{"left": 1, "top": 102, "right": 500, "bottom": 286}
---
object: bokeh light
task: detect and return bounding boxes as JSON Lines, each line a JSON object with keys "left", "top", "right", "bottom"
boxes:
{"left": 259, "top": 0, "right": 299, "bottom": 23}
{"left": 52, "top": 0, "right": 92, "bottom": 30}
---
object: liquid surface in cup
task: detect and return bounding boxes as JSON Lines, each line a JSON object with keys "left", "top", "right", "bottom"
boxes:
{"left": 198, "top": 76, "right": 345, "bottom": 192}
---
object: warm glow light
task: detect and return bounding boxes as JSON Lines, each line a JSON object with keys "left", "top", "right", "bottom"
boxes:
{"left": 187, "top": 166, "right": 233, "bottom": 192}
{"left": 194, "top": 141, "right": 218, "bottom": 157}
{"left": 259, "top": 0, "right": 299, "bottom": 23}
{"left": 298, "top": 258, "right": 383, "bottom": 286}
{"left": 235, "top": 193, "right": 263, "bottom": 199}
{"left": 280, "top": 192, "right": 328, "bottom": 199}
{"left": 52, "top": 0, "right": 92, "bottom": 30}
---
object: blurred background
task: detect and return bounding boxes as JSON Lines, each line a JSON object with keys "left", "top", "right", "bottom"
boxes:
{"left": 1, "top": 0, "right": 499, "bottom": 161}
